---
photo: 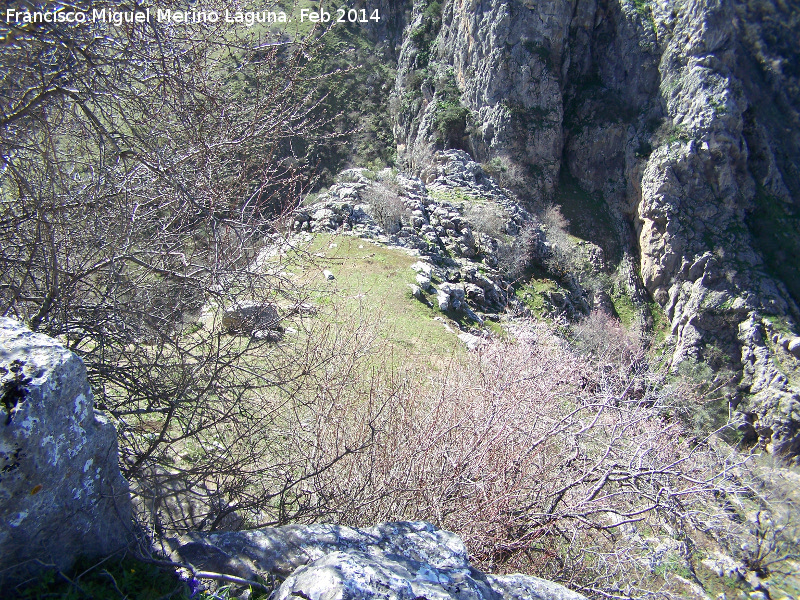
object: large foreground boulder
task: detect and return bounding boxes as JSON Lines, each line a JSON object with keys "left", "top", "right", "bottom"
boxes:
{"left": 171, "top": 521, "right": 587, "bottom": 600}
{"left": 0, "top": 318, "right": 132, "bottom": 586}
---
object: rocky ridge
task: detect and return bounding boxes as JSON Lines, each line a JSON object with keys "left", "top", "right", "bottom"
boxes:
{"left": 293, "top": 150, "right": 540, "bottom": 322}
{"left": 291, "top": 149, "right": 602, "bottom": 327}
{"left": 292, "top": 140, "right": 800, "bottom": 456}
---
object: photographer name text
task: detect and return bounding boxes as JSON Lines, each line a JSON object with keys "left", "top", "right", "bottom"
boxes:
{"left": 5, "top": 7, "right": 381, "bottom": 28}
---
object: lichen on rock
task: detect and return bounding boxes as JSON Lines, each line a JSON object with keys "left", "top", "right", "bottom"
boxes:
{"left": 0, "top": 317, "right": 132, "bottom": 586}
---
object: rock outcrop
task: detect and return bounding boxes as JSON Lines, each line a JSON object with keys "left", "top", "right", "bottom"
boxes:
{"left": 171, "top": 521, "right": 588, "bottom": 600}
{"left": 0, "top": 318, "right": 132, "bottom": 585}
{"left": 293, "top": 151, "right": 548, "bottom": 320}
{"left": 389, "top": 0, "right": 800, "bottom": 458}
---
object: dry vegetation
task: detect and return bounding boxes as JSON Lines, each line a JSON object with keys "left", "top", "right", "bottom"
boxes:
{"left": 280, "top": 317, "right": 744, "bottom": 597}
{"left": 361, "top": 183, "right": 410, "bottom": 233}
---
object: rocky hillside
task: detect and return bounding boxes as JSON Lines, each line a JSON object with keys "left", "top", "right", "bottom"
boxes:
{"left": 385, "top": 0, "right": 800, "bottom": 459}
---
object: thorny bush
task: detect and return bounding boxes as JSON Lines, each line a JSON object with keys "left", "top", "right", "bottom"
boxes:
{"left": 301, "top": 321, "right": 756, "bottom": 598}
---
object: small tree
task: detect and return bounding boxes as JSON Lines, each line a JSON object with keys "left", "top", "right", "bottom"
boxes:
{"left": 0, "top": 1, "right": 365, "bottom": 533}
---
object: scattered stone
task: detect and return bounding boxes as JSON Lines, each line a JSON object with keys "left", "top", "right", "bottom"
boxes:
{"left": 294, "top": 302, "right": 318, "bottom": 316}
{"left": 411, "top": 261, "right": 432, "bottom": 275}
{"left": 458, "top": 332, "right": 487, "bottom": 351}
{"left": 788, "top": 337, "right": 800, "bottom": 358}
{"left": 252, "top": 329, "right": 284, "bottom": 342}
{"left": 415, "top": 274, "right": 433, "bottom": 292}
{"left": 408, "top": 284, "right": 425, "bottom": 301}
{"left": 433, "top": 316, "right": 456, "bottom": 333}
{"left": 439, "top": 283, "right": 466, "bottom": 312}
{"left": 437, "top": 288, "right": 451, "bottom": 311}
{"left": 701, "top": 551, "right": 746, "bottom": 580}
{"left": 323, "top": 269, "right": 335, "bottom": 280}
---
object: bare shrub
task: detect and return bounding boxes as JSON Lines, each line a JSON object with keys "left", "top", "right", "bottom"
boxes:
{"left": 374, "top": 168, "right": 406, "bottom": 197}
{"left": 300, "top": 320, "right": 748, "bottom": 597}
{"left": 497, "top": 222, "right": 545, "bottom": 280}
{"left": 0, "top": 1, "right": 357, "bottom": 537}
{"left": 465, "top": 204, "right": 508, "bottom": 238}
{"left": 540, "top": 204, "right": 587, "bottom": 280}
{"left": 733, "top": 458, "right": 800, "bottom": 578}
{"left": 362, "top": 185, "right": 410, "bottom": 233}
{"left": 131, "top": 305, "right": 388, "bottom": 534}
{"left": 571, "top": 310, "right": 647, "bottom": 365}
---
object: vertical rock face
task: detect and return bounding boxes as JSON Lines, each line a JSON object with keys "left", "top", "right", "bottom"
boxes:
{"left": 0, "top": 318, "right": 132, "bottom": 585}
{"left": 394, "top": 0, "right": 573, "bottom": 203}
{"left": 392, "top": 0, "right": 800, "bottom": 456}
{"left": 439, "top": 0, "right": 573, "bottom": 202}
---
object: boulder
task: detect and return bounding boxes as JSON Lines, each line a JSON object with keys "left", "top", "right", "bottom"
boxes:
{"left": 410, "top": 261, "right": 433, "bottom": 276}
{"left": 415, "top": 273, "right": 433, "bottom": 292}
{"left": 221, "top": 301, "right": 280, "bottom": 334}
{"left": 458, "top": 332, "right": 487, "bottom": 351}
{"left": 439, "top": 283, "right": 466, "bottom": 312}
{"left": 0, "top": 318, "right": 132, "bottom": 585}
{"left": 437, "top": 288, "right": 452, "bottom": 311}
{"left": 408, "top": 284, "right": 425, "bottom": 302}
{"left": 465, "top": 283, "right": 486, "bottom": 307}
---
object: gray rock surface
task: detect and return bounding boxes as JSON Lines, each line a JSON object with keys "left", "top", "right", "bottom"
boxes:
{"left": 170, "top": 521, "right": 587, "bottom": 600}
{"left": 0, "top": 317, "right": 132, "bottom": 585}
{"left": 222, "top": 301, "right": 281, "bottom": 335}
{"left": 389, "top": 0, "right": 800, "bottom": 458}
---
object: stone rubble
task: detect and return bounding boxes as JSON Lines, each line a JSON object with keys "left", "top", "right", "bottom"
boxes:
{"left": 290, "top": 151, "right": 567, "bottom": 342}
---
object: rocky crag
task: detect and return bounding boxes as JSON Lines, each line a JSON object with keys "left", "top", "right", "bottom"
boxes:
{"left": 386, "top": 0, "right": 800, "bottom": 458}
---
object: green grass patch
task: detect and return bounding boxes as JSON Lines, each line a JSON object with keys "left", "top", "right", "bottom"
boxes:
{"left": 288, "top": 234, "right": 467, "bottom": 370}
{"left": 610, "top": 288, "right": 637, "bottom": 327}
{"left": 428, "top": 187, "right": 485, "bottom": 206}
{"left": 647, "top": 300, "right": 671, "bottom": 342}
{"left": 763, "top": 314, "right": 794, "bottom": 336}
{"left": 514, "top": 276, "right": 558, "bottom": 319}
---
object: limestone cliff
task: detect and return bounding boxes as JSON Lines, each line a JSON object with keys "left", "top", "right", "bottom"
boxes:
{"left": 390, "top": 0, "right": 800, "bottom": 457}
